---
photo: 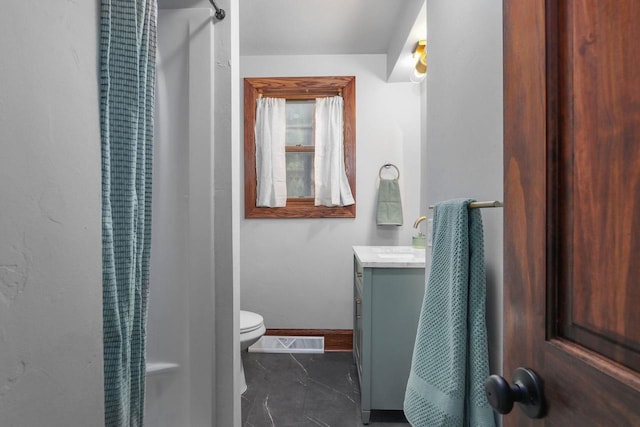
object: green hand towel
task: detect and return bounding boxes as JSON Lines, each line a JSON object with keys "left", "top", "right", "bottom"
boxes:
{"left": 404, "top": 198, "right": 495, "bottom": 427}
{"left": 376, "top": 178, "right": 403, "bottom": 225}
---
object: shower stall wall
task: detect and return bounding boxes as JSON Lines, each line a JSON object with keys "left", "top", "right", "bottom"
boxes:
{"left": 146, "top": 8, "right": 217, "bottom": 427}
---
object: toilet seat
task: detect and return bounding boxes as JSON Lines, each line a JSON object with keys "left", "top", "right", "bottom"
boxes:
{"left": 240, "top": 310, "right": 264, "bottom": 334}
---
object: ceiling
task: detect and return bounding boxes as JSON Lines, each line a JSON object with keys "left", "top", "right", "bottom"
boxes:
{"left": 239, "top": 0, "right": 424, "bottom": 57}
{"left": 158, "top": 0, "right": 426, "bottom": 81}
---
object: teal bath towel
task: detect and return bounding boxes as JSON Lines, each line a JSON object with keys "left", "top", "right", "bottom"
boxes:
{"left": 376, "top": 178, "right": 403, "bottom": 225}
{"left": 404, "top": 199, "right": 495, "bottom": 427}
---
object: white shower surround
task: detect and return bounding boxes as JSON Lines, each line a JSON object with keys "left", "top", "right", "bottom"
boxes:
{"left": 146, "top": 5, "right": 240, "bottom": 426}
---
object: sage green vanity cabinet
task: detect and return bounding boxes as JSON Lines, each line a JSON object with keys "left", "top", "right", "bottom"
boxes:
{"left": 352, "top": 246, "right": 426, "bottom": 425}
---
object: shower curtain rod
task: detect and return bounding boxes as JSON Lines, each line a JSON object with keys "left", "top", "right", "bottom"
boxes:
{"left": 209, "top": 0, "right": 226, "bottom": 20}
{"left": 428, "top": 200, "right": 504, "bottom": 209}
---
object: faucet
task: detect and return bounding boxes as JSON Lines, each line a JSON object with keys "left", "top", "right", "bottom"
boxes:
{"left": 413, "top": 216, "right": 427, "bottom": 229}
{"left": 412, "top": 216, "right": 428, "bottom": 248}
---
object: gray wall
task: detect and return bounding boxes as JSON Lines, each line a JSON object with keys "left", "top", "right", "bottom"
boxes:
{"left": 0, "top": 1, "right": 104, "bottom": 425}
{"left": 240, "top": 54, "right": 424, "bottom": 329}
{"left": 425, "top": 0, "right": 504, "bottom": 376}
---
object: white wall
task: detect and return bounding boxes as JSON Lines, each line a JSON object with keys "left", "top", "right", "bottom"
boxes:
{"left": 0, "top": 1, "right": 104, "bottom": 426}
{"left": 425, "top": 0, "right": 504, "bottom": 378}
{"left": 240, "top": 55, "right": 424, "bottom": 329}
{"left": 420, "top": 80, "right": 428, "bottom": 215}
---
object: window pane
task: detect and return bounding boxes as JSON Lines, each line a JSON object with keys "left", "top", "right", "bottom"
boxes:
{"left": 286, "top": 152, "right": 314, "bottom": 198}
{"left": 286, "top": 100, "right": 314, "bottom": 146}
{"left": 286, "top": 128, "right": 314, "bottom": 146}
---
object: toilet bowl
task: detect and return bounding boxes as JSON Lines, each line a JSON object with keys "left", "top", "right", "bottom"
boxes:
{"left": 240, "top": 310, "right": 266, "bottom": 394}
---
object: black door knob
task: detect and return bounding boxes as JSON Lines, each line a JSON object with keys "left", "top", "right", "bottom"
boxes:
{"left": 484, "top": 367, "right": 545, "bottom": 419}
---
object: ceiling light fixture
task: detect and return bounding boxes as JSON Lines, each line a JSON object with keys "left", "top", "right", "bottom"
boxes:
{"left": 410, "top": 40, "right": 427, "bottom": 83}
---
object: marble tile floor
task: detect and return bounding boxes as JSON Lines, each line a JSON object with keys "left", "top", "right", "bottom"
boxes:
{"left": 241, "top": 351, "right": 410, "bottom": 427}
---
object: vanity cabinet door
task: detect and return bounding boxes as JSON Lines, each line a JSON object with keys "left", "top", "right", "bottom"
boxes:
{"left": 369, "top": 268, "right": 424, "bottom": 409}
{"left": 353, "top": 255, "right": 425, "bottom": 423}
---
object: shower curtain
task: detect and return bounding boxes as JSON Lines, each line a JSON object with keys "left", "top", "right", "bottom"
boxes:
{"left": 100, "top": 0, "right": 157, "bottom": 425}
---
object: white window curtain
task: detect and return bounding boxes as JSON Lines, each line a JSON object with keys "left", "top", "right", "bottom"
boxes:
{"left": 314, "top": 96, "right": 355, "bottom": 207}
{"left": 255, "top": 97, "right": 287, "bottom": 207}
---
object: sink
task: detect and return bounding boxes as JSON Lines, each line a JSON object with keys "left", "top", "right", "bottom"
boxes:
{"left": 370, "top": 247, "right": 418, "bottom": 254}
{"left": 370, "top": 248, "right": 419, "bottom": 258}
{"left": 377, "top": 253, "right": 415, "bottom": 259}
{"left": 353, "top": 246, "right": 426, "bottom": 268}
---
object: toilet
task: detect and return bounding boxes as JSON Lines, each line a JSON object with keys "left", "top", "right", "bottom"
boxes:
{"left": 240, "top": 310, "right": 266, "bottom": 394}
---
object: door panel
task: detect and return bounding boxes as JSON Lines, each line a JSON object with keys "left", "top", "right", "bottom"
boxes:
{"left": 504, "top": 0, "right": 640, "bottom": 425}
{"left": 558, "top": 0, "right": 640, "bottom": 371}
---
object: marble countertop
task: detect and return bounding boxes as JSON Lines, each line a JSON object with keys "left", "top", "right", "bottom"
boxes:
{"left": 353, "top": 246, "right": 426, "bottom": 268}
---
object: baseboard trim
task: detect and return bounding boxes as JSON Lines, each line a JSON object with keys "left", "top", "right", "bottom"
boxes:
{"left": 265, "top": 329, "right": 353, "bottom": 352}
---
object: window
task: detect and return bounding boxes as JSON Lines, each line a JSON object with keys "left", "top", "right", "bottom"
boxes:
{"left": 285, "top": 100, "right": 315, "bottom": 198}
{"left": 244, "top": 76, "right": 356, "bottom": 218}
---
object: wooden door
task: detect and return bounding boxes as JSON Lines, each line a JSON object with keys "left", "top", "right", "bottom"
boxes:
{"left": 503, "top": 0, "right": 640, "bottom": 425}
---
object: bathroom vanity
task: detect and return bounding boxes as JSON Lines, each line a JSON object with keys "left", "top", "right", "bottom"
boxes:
{"left": 352, "top": 246, "right": 426, "bottom": 424}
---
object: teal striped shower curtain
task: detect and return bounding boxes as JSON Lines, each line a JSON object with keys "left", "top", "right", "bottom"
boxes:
{"left": 100, "top": 1, "right": 157, "bottom": 425}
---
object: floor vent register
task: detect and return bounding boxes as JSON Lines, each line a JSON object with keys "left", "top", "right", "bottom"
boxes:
{"left": 248, "top": 336, "right": 324, "bottom": 354}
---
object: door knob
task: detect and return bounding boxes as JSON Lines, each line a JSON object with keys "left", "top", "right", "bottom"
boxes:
{"left": 484, "top": 367, "right": 545, "bottom": 418}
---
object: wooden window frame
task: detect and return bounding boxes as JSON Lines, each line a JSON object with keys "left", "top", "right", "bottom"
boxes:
{"left": 244, "top": 76, "right": 356, "bottom": 219}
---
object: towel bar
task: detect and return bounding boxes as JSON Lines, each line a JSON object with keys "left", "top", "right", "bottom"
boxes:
{"left": 428, "top": 200, "right": 503, "bottom": 210}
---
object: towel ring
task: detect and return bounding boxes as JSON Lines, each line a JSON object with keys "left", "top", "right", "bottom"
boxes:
{"left": 379, "top": 163, "right": 400, "bottom": 180}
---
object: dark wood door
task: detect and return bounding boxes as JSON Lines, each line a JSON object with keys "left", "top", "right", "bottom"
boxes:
{"left": 504, "top": 0, "right": 640, "bottom": 425}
